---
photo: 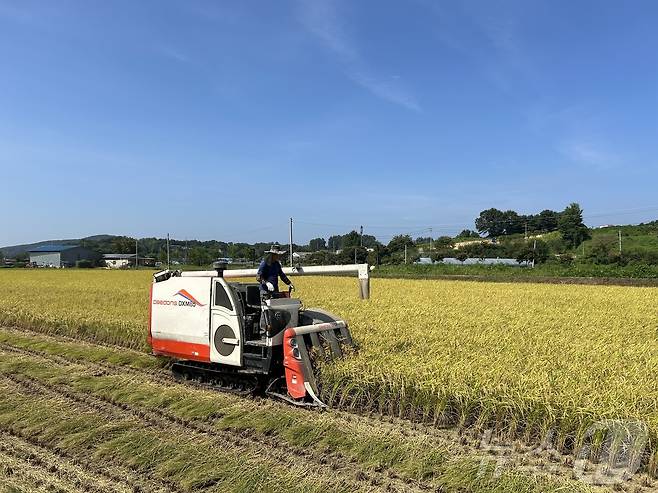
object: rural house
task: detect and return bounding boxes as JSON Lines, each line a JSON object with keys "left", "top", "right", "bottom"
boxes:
{"left": 103, "top": 253, "right": 156, "bottom": 269}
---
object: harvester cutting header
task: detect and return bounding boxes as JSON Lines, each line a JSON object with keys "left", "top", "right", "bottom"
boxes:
{"left": 148, "top": 247, "right": 371, "bottom": 407}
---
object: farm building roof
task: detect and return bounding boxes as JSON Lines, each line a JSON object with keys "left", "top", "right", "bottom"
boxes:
{"left": 103, "top": 254, "right": 155, "bottom": 260}
{"left": 28, "top": 244, "right": 79, "bottom": 253}
{"left": 103, "top": 253, "right": 137, "bottom": 259}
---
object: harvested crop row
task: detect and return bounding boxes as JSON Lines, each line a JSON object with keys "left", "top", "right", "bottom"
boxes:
{"left": 0, "top": 373, "right": 379, "bottom": 493}
{"left": 0, "top": 430, "right": 132, "bottom": 493}
{"left": 0, "top": 329, "right": 599, "bottom": 492}
{"left": 0, "top": 352, "right": 422, "bottom": 493}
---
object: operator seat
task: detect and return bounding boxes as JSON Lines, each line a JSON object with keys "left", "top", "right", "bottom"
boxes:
{"left": 245, "top": 285, "right": 262, "bottom": 309}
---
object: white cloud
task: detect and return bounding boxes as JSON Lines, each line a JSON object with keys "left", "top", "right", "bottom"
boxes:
{"left": 350, "top": 72, "right": 421, "bottom": 112}
{"left": 296, "top": 0, "right": 356, "bottom": 61}
{"left": 156, "top": 45, "right": 191, "bottom": 64}
{"left": 296, "top": 0, "right": 420, "bottom": 111}
{"left": 558, "top": 140, "right": 619, "bottom": 169}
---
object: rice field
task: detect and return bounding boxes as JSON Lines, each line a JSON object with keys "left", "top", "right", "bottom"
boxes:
{"left": 1, "top": 268, "right": 657, "bottom": 476}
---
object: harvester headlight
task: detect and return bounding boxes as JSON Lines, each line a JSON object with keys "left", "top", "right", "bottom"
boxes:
{"left": 289, "top": 337, "right": 298, "bottom": 348}
{"left": 292, "top": 347, "right": 301, "bottom": 360}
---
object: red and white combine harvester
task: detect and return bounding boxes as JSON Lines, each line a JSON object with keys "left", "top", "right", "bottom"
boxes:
{"left": 148, "top": 263, "right": 370, "bottom": 407}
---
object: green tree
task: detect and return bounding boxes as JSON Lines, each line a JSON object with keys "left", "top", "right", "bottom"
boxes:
{"left": 111, "top": 236, "right": 137, "bottom": 254}
{"left": 387, "top": 235, "right": 414, "bottom": 254}
{"left": 534, "top": 210, "right": 560, "bottom": 232}
{"left": 435, "top": 236, "right": 454, "bottom": 248}
{"left": 514, "top": 239, "right": 550, "bottom": 264}
{"left": 342, "top": 230, "right": 361, "bottom": 248}
{"left": 558, "top": 203, "right": 591, "bottom": 248}
{"left": 502, "top": 210, "right": 523, "bottom": 235}
{"left": 456, "top": 229, "right": 480, "bottom": 239}
{"left": 327, "top": 235, "right": 342, "bottom": 251}
{"left": 361, "top": 234, "right": 380, "bottom": 248}
{"left": 587, "top": 236, "right": 618, "bottom": 264}
{"left": 308, "top": 238, "right": 326, "bottom": 251}
{"left": 189, "top": 247, "right": 212, "bottom": 266}
{"left": 430, "top": 248, "right": 454, "bottom": 263}
{"left": 455, "top": 251, "right": 468, "bottom": 263}
{"left": 337, "top": 246, "right": 368, "bottom": 264}
{"left": 475, "top": 208, "right": 507, "bottom": 237}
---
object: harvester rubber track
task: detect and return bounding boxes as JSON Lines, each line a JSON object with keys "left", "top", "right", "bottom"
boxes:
{"left": 171, "top": 361, "right": 261, "bottom": 395}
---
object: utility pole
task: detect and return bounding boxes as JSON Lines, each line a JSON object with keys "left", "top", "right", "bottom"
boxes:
{"left": 429, "top": 227, "right": 433, "bottom": 252}
{"left": 619, "top": 229, "right": 622, "bottom": 254}
{"left": 289, "top": 217, "right": 293, "bottom": 267}
{"left": 166, "top": 233, "right": 170, "bottom": 269}
{"left": 404, "top": 244, "right": 408, "bottom": 264}
{"left": 532, "top": 239, "right": 537, "bottom": 268}
{"left": 356, "top": 225, "right": 363, "bottom": 265}
{"left": 135, "top": 238, "right": 138, "bottom": 270}
{"left": 525, "top": 222, "right": 528, "bottom": 241}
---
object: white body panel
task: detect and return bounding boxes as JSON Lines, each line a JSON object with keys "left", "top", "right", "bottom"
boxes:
{"left": 151, "top": 277, "right": 211, "bottom": 346}
{"left": 210, "top": 278, "right": 242, "bottom": 366}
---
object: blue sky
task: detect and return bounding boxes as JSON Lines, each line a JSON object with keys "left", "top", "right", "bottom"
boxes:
{"left": 1, "top": 0, "right": 658, "bottom": 246}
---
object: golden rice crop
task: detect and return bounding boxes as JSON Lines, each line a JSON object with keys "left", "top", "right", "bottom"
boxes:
{"left": 1, "top": 269, "right": 657, "bottom": 470}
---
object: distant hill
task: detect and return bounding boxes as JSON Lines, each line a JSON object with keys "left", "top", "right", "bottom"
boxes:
{"left": 583, "top": 222, "right": 658, "bottom": 255}
{"left": 0, "top": 235, "right": 117, "bottom": 258}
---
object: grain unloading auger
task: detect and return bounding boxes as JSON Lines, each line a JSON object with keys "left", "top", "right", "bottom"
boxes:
{"left": 147, "top": 263, "right": 370, "bottom": 407}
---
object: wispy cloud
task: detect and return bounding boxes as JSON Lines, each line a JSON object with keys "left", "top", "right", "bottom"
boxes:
{"left": 349, "top": 72, "right": 421, "bottom": 112}
{"left": 558, "top": 140, "right": 619, "bottom": 169}
{"left": 155, "top": 45, "right": 191, "bottom": 64}
{"left": 416, "top": 1, "right": 537, "bottom": 95}
{"left": 295, "top": 0, "right": 420, "bottom": 111}
{"left": 297, "top": 0, "right": 356, "bottom": 61}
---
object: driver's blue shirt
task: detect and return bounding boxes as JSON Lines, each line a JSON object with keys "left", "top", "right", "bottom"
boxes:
{"left": 257, "top": 260, "right": 290, "bottom": 292}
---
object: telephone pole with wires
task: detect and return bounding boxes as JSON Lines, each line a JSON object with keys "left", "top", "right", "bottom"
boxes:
{"left": 166, "top": 233, "right": 170, "bottom": 269}
{"left": 289, "top": 217, "right": 294, "bottom": 267}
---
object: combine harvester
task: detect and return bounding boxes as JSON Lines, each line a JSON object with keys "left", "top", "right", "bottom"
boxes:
{"left": 148, "top": 263, "right": 370, "bottom": 407}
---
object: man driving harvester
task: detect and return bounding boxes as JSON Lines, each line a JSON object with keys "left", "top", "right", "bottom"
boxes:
{"left": 257, "top": 243, "right": 294, "bottom": 298}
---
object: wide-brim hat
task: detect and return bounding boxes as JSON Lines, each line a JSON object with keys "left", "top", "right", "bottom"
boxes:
{"left": 265, "top": 244, "right": 286, "bottom": 255}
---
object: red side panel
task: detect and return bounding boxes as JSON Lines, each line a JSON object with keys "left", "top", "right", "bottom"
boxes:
{"left": 150, "top": 338, "right": 211, "bottom": 363}
{"left": 283, "top": 328, "right": 307, "bottom": 399}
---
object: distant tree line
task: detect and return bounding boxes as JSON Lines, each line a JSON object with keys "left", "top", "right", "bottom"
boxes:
{"left": 5, "top": 203, "right": 658, "bottom": 269}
